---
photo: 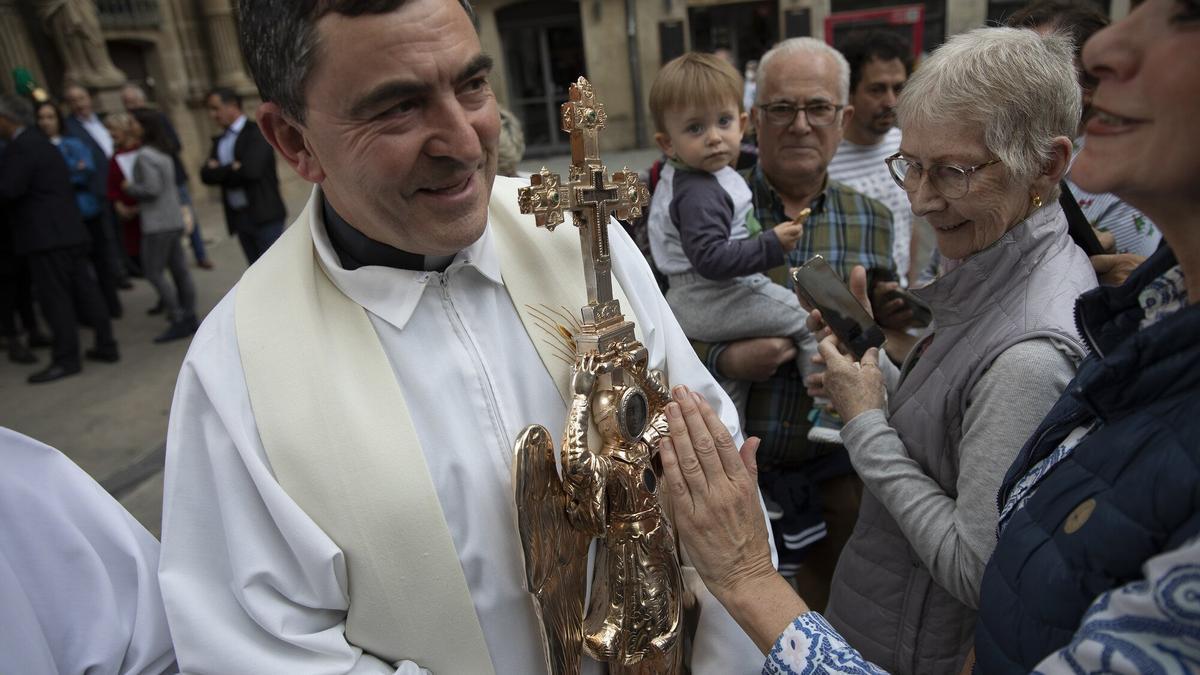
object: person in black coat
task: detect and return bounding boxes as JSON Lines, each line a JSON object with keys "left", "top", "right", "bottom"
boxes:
{"left": 200, "top": 88, "right": 286, "bottom": 264}
{"left": 0, "top": 94, "right": 119, "bottom": 383}
{"left": 0, "top": 200, "right": 44, "bottom": 365}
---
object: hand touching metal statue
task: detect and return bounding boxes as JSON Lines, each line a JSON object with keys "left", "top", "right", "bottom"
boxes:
{"left": 514, "top": 76, "right": 678, "bottom": 675}
{"left": 515, "top": 343, "right": 683, "bottom": 674}
{"left": 567, "top": 347, "right": 682, "bottom": 673}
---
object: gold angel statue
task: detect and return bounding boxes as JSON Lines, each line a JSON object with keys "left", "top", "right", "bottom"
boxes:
{"left": 513, "top": 77, "right": 680, "bottom": 675}
{"left": 516, "top": 343, "right": 682, "bottom": 674}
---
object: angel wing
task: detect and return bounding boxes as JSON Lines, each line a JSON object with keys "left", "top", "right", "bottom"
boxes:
{"left": 514, "top": 424, "right": 593, "bottom": 675}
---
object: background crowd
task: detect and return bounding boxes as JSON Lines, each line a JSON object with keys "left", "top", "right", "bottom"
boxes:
{"left": 0, "top": 82, "right": 285, "bottom": 384}
{"left": 0, "top": 0, "right": 1196, "bottom": 672}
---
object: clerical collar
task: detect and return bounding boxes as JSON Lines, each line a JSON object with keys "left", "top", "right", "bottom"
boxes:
{"left": 322, "top": 199, "right": 454, "bottom": 272}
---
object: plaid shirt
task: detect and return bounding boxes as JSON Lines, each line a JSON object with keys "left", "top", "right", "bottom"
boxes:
{"left": 697, "top": 165, "right": 896, "bottom": 466}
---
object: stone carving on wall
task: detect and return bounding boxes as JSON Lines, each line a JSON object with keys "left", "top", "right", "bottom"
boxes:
{"left": 36, "top": 0, "right": 126, "bottom": 88}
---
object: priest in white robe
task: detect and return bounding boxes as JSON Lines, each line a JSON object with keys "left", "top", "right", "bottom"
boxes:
{"left": 0, "top": 428, "right": 176, "bottom": 675}
{"left": 158, "top": 1, "right": 770, "bottom": 672}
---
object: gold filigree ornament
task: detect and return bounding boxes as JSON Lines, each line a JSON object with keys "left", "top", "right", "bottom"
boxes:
{"left": 514, "top": 78, "right": 681, "bottom": 675}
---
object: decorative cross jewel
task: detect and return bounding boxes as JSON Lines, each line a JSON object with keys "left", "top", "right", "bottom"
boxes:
{"left": 518, "top": 77, "right": 650, "bottom": 319}
{"left": 518, "top": 172, "right": 566, "bottom": 230}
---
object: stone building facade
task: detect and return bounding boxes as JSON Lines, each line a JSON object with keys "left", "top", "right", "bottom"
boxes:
{"left": 1, "top": 0, "right": 255, "bottom": 195}
{"left": 2, "top": 0, "right": 1130, "bottom": 173}
{"left": 475, "top": 0, "right": 1127, "bottom": 156}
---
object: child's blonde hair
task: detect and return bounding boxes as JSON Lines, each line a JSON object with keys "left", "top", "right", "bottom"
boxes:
{"left": 649, "top": 52, "right": 744, "bottom": 133}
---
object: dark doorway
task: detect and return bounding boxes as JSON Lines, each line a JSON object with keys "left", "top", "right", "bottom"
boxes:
{"left": 687, "top": 1, "right": 779, "bottom": 70}
{"left": 497, "top": 1, "right": 586, "bottom": 156}
{"left": 107, "top": 40, "right": 156, "bottom": 97}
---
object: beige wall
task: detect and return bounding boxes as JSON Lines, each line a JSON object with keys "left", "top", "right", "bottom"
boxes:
{"left": 475, "top": 2, "right": 512, "bottom": 111}
{"left": 475, "top": 0, "right": 641, "bottom": 151}
{"left": 578, "top": 1, "right": 637, "bottom": 150}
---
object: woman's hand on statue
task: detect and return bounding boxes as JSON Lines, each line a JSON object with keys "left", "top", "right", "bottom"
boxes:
{"left": 818, "top": 336, "right": 885, "bottom": 423}
{"left": 659, "top": 385, "right": 776, "bottom": 600}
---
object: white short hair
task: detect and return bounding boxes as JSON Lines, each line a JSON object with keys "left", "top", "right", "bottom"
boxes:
{"left": 756, "top": 38, "right": 851, "bottom": 105}
{"left": 121, "top": 83, "right": 147, "bottom": 104}
{"left": 897, "top": 27, "right": 1080, "bottom": 182}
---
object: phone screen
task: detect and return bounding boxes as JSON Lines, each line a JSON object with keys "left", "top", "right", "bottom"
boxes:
{"left": 791, "top": 256, "right": 886, "bottom": 359}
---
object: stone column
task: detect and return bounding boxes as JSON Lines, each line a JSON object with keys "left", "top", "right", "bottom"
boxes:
{"left": 35, "top": 0, "right": 125, "bottom": 88}
{"left": 201, "top": 0, "right": 255, "bottom": 93}
{"left": 0, "top": 0, "right": 46, "bottom": 90}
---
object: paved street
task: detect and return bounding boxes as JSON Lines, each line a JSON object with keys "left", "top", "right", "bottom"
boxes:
{"left": 0, "top": 147, "right": 661, "bottom": 538}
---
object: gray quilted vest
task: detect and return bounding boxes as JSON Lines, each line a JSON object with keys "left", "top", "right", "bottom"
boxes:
{"left": 823, "top": 205, "right": 1097, "bottom": 675}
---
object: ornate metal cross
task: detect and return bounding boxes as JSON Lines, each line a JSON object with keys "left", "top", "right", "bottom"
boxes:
{"left": 518, "top": 77, "right": 650, "bottom": 332}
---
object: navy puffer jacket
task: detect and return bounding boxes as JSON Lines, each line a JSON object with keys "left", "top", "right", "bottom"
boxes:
{"left": 974, "top": 246, "right": 1200, "bottom": 674}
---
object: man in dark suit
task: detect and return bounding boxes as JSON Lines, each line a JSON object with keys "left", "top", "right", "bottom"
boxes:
{"left": 63, "top": 82, "right": 128, "bottom": 313}
{"left": 0, "top": 94, "right": 119, "bottom": 383}
{"left": 200, "top": 87, "right": 286, "bottom": 264}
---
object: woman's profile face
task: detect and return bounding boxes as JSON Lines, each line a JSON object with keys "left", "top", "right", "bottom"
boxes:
{"left": 35, "top": 105, "right": 59, "bottom": 137}
{"left": 898, "top": 122, "right": 1032, "bottom": 260}
{"left": 1074, "top": 0, "right": 1200, "bottom": 208}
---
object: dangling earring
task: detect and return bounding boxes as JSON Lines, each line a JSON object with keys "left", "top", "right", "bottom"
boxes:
{"left": 1032, "top": 193, "right": 1044, "bottom": 209}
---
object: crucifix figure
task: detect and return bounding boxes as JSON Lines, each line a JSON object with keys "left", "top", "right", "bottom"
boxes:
{"left": 518, "top": 77, "right": 650, "bottom": 334}
{"left": 514, "top": 78, "right": 682, "bottom": 675}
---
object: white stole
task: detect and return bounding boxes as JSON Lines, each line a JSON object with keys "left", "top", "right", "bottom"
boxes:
{"left": 234, "top": 176, "right": 637, "bottom": 671}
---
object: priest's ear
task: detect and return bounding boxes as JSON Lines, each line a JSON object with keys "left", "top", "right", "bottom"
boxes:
{"left": 257, "top": 101, "right": 325, "bottom": 184}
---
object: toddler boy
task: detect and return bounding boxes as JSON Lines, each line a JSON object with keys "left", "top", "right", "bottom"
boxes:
{"left": 647, "top": 52, "right": 823, "bottom": 422}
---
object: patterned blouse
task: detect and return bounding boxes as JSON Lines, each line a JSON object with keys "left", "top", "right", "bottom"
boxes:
{"left": 766, "top": 534, "right": 1200, "bottom": 674}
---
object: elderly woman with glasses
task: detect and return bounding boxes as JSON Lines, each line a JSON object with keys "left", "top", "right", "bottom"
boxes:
{"left": 652, "top": 27, "right": 1099, "bottom": 675}
{"left": 804, "top": 27, "right": 1097, "bottom": 675}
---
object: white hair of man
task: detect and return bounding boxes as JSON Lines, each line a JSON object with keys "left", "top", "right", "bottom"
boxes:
{"left": 897, "top": 27, "right": 1081, "bottom": 184}
{"left": 121, "top": 83, "right": 147, "bottom": 106}
{"left": 755, "top": 37, "right": 851, "bottom": 105}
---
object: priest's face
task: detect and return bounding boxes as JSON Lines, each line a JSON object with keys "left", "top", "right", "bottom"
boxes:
{"left": 297, "top": 0, "right": 499, "bottom": 256}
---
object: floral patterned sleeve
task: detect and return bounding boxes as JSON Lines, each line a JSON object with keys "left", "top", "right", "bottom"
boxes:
{"left": 1032, "top": 537, "right": 1200, "bottom": 675}
{"left": 763, "top": 612, "right": 889, "bottom": 675}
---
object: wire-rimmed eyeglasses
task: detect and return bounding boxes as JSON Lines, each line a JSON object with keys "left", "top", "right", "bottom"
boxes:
{"left": 756, "top": 101, "right": 844, "bottom": 128}
{"left": 884, "top": 153, "right": 1002, "bottom": 200}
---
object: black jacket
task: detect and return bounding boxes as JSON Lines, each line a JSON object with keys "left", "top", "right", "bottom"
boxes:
{"left": 975, "top": 245, "right": 1200, "bottom": 673}
{"left": 200, "top": 120, "right": 286, "bottom": 233}
{"left": 0, "top": 128, "right": 90, "bottom": 254}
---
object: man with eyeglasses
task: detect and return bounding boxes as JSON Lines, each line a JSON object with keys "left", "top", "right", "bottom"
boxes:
{"left": 695, "top": 37, "right": 896, "bottom": 614}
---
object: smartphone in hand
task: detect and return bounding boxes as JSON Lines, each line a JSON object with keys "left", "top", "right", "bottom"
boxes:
{"left": 791, "top": 256, "right": 886, "bottom": 360}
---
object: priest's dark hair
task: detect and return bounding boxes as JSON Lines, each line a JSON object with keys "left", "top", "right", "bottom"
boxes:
{"left": 236, "top": 0, "right": 476, "bottom": 125}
